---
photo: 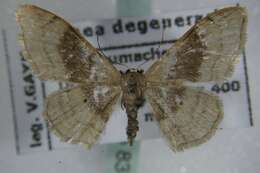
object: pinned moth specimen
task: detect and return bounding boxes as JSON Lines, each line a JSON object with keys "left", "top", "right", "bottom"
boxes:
{"left": 16, "top": 5, "right": 247, "bottom": 151}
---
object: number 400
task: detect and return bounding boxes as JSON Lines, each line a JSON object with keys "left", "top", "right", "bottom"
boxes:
{"left": 211, "top": 81, "right": 240, "bottom": 93}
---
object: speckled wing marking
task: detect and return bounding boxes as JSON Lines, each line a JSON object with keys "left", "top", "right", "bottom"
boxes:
{"left": 44, "top": 85, "right": 121, "bottom": 148}
{"left": 145, "top": 85, "right": 223, "bottom": 151}
{"left": 16, "top": 5, "right": 120, "bottom": 83}
{"left": 146, "top": 6, "right": 247, "bottom": 82}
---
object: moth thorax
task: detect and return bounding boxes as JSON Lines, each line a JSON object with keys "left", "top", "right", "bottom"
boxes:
{"left": 121, "top": 70, "right": 145, "bottom": 94}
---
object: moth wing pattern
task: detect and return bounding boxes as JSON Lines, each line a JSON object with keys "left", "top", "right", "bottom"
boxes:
{"left": 146, "top": 7, "right": 247, "bottom": 83}
{"left": 16, "top": 4, "right": 120, "bottom": 84}
{"left": 43, "top": 85, "right": 121, "bottom": 148}
{"left": 145, "top": 6, "right": 247, "bottom": 151}
{"left": 16, "top": 5, "right": 122, "bottom": 148}
{"left": 145, "top": 85, "right": 223, "bottom": 151}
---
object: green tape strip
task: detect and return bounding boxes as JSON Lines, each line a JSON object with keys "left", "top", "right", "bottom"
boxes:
{"left": 116, "top": 0, "right": 151, "bottom": 17}
{"left": 105, "top": 141, "right": 140, "bottom": 173}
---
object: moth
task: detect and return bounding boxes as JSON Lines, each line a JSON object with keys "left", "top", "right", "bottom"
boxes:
{"left": 16, "top": 5, "right": 247, "bottom": 151}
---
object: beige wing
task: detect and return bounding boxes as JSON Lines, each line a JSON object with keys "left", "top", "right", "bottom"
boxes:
{"left": 146, "top": 6, "right": 247, "bottom": 83}
{"left": 16, "top": 5, "right": 120, "bottom": 84}
{"left": 145, "top": 85, "right": 223, "bottom": 151}
{"left": 43, "top": 85, "right": 121, "bottom": 148}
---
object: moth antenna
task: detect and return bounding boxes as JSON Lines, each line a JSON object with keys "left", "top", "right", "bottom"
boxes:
{"left": 114, "top": 62, "right": 130, "bottom": 69}
{"left": 137, "top": 28, "right": 165, "bottom": 69}
{"left": 156, "top": 27, "right": 166, "bottom": 54}
{"left": 96, "top": 35, "right": 130, "bottom": 70}
{"left": 96, "top": 34, "right": 107, "bottom": 57}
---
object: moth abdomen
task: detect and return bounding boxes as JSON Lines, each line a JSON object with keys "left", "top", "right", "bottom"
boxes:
{"left": 126, "top": 106, "right": 139, "bottom": 146}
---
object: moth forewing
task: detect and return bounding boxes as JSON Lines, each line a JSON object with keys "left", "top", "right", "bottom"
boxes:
{"left": 145, "top": 6, "right": 247, "bottom": 83}
{"left": 16, "top": 4, "right": 120, "bottom": 84}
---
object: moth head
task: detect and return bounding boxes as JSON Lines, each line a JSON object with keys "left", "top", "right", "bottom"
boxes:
{"left": 120, "top": 68, "right": 146, "bottom": 92}
{"left": 120, "top": 68, "right": 144, "bottom": 74}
